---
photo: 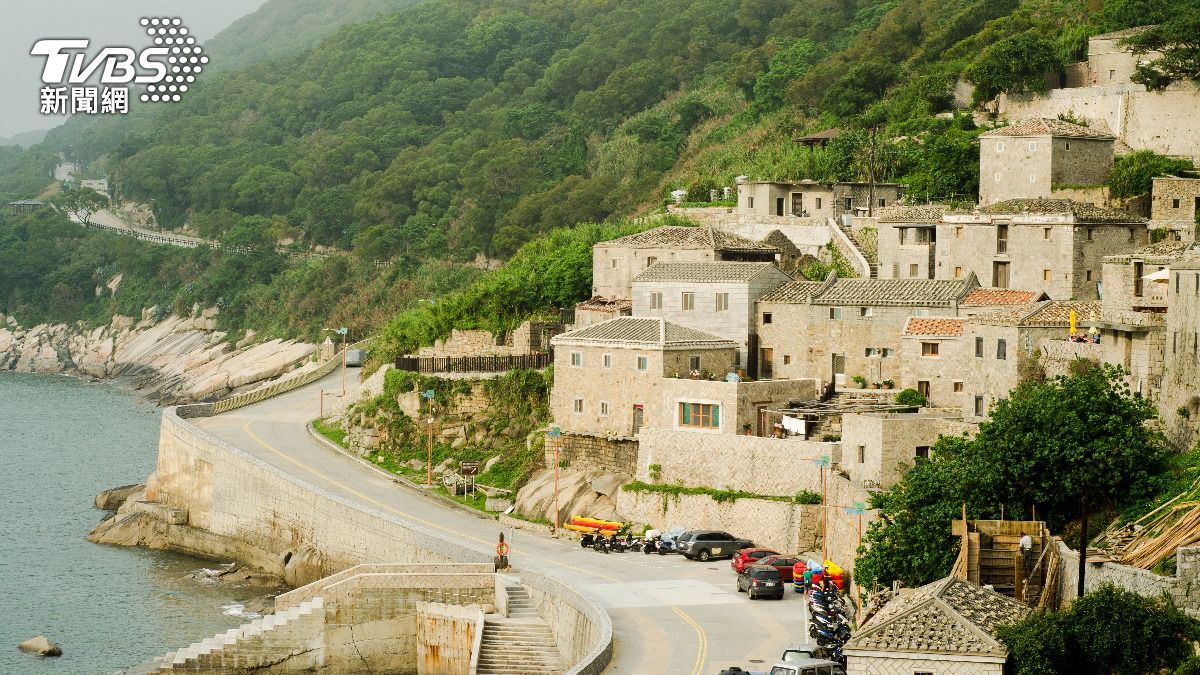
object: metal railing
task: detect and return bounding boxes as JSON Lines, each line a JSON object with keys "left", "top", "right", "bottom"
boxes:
{"left": 211, "top": 337, "right": 373, "bottom": 414}
{"left": 395, "top": 352, "right": 552, "bottom": 374}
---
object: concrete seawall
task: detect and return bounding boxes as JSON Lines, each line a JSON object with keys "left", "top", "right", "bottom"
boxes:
{"left": 143, "top": 404, "right": 613, "bottom": 673}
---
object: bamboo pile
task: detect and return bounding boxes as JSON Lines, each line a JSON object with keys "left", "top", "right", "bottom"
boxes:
{"left": 1119, "top": 500, "right": 1200, "bottom": 569}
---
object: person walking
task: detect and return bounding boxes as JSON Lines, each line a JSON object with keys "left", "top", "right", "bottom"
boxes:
{"left": 1019, "top": 533, "right": 1034, "bottom": 574}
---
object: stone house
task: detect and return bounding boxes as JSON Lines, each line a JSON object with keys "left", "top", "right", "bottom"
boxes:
{"left": 591, "top": 225, "right": 778, "bottom": 299}
{"left": 736, "top": 179, "right": 904, "bottom": 220}
{"left": 548, "top": 317, "right": 737, "bottom": 439}
{"left": 631, "top": 261, "right": 792, "bottom": 374}
{"left": 647, "top": 376, "right": 819, "bottom": 436}
{"left": 755, "top": 273, "right": 979, "bottom": 386}
{"left": 978, "top": 118, "right": 1115, "bottom": 205}
{"left": 1151, "top": 176, "right": 1200, "bottom": 240}
{"left": 1086, "top": 27, "right": 1160, "bottom": 86}
{"left": 1163, "top": 256, "right": 1200, "bottom": 447}
{"left": 841, "top": 411, "right": 973, "bottom": 489}
{"left": 958, "top": 287, "right": 1048, "bottom": 317}
{"left": 899, "top": 317, "right": 968, "bottom": 408}
{"left": 938, "top": 198, "right": 1148, "bottom": 300}
{"left": 572, "top": 296, "right": 632, "bottom": 328}
{"left": 962, "top": 300, "right": 1101, "bottom": 421}
{"left": 876, "top": 205, "right": 948, "bottom": 280}
{"left": 844, "top": 576, "right": 1030, "bottom": 675}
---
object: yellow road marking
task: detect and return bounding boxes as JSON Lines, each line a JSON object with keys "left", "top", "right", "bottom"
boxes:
{"left": 240, "top": 420, "right": 623, "bottom": 584}
{"left": 671, "top": 605, "right": 708, "bottom": 675}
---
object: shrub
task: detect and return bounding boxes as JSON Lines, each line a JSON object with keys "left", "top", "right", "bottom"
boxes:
{"left": 895, "top": 388, "right": 928, "bottom": 407}
{"left": 1110, "top": 150, "right": 1195, "bottom": 198}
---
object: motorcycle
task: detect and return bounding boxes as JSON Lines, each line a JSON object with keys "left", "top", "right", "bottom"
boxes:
{"left": 593, "top": 536, "right": 611, "bottom": 553}
{"left": 580, "top": 533, "right": 596, "bottom": 548}
{"left": 610, "top": 536, "right": 628, "bottom": 553}
{"left": 642, "top": 537, "right": 659, "bottom": 554}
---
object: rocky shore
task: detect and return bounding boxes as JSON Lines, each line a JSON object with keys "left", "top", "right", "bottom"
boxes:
{"left": 0, "top": 306, "right": 320, "bottom": 403}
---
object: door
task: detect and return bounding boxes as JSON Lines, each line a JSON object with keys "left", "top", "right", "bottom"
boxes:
{"left": 760, "top": 348, "right": 774, "bottom": 379}
{"left": 632, "top": 405, "right": 644, "bottom": 435}
{"left": 917, "top": 380, "right": 930, "bottom": 401}
{"left": 993, "top": 261, "right": 1010, "bottom": 288}
{"left": 792, "top": 193, "right": 804, "bottom": 216}
{"left": 831, "top": 353, "right": 846, "bottom": 379}
{"left": 775, "top": 197, "right": 785, "bottom": 216}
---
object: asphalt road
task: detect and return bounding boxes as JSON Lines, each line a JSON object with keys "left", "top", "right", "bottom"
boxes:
{"left": 194, "top": 367, "right": 810, "bottom": 674}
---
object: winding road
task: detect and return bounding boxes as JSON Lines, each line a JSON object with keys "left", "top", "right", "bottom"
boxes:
{"left": 194, "top": 366, "right": 810, "bottom": 674}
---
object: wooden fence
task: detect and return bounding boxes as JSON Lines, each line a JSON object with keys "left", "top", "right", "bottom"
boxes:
{"left": 394, "top": 352, "right": 551, "bottom": 374}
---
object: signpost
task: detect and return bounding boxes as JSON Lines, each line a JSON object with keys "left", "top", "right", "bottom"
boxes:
{"left": 422, "top": 390, "right": 436, "bottom": 486}
{"left": 813, "top": 454, "right": 832, "bottom": 560}
{"left": 547, "top": 425, "right": 561, "bottom": 533}
{"left": 461, "top": 460, "right": 480, "bottom": 498}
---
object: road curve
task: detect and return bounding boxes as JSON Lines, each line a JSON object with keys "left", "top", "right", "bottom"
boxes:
{"left": 194, "top": 366, "right": 809, "bottom": 673}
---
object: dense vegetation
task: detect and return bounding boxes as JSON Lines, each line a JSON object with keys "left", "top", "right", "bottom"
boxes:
{"left": 855, "top": 364, "right": 1166, "bottom": 589}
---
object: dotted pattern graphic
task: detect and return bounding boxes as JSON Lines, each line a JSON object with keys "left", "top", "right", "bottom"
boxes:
{"left": 138, "top": 17, "right": 209, "bottom": 103}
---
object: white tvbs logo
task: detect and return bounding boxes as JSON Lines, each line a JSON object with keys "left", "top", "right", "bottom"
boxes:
{"left": 32, "top": 17, "right": 209, "bottom": 115}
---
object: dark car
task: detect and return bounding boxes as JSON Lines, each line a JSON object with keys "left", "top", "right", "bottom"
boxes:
{"left": 731, "top": 547, "right": 780, "bottom": 574}
{"left": 676, "top": 530, "right": 754, "bottom": 561}
{"left": 737, "top": 564, "right": 785, "bottom": 599}
{"left": 757, "top": 555, "right": 802, "bottom": 583}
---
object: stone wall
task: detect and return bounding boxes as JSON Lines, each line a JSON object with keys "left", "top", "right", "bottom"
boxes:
{"left": 650, "top": 377, "right": 820, "bottom": 434}
{"left": 846, "top": 654, "right": 1003, "bottom": 675}
{"left": 635, "top": 427, "right": 837, "bottom": 495}
{"left": 841, "top": 412, "right": 973, "bottom": 489}
{"left": 554, "top": 433, "right": 640, "bottom": 477}
{"left": 1162, "top": 264, "right": 1200, "bottom": 449}
{"left": 667, "top": 206, "right": 832, "bottom": 254}
{"left": 521, "top": 570, "right": 614, "bottom": 675}
{"left": 416, "top": 602, "right": 482, "bottom": 675}
{"left": 1053, "top": 540, "right": 1200, "bottom": 613}
{"left": 1151, "top": 177, "right": 1200, "bottom": 233}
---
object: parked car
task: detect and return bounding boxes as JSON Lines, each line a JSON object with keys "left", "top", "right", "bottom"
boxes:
{"left": 676, "top": 530, "right": 754, "bottom": 561}
{"left": 731, "top": 548, "right": 780, "bottom": 574}
{"left": 780, "top": 643, "right": 820, "bottom": 663}
{"left": 768, "top": 657, "right": 842, "bottom": 675}
{"left": 737, "top": 564, "right": 785, "bottom": 599}
{"left": 757, "top": 555, "right": 802, "bottom": 583}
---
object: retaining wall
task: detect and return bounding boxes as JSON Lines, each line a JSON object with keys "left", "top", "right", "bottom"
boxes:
{"left": 1055, "top": 541, "right": 1200, "bottom": 615}
{"left": 521, "top": 570, "right": 614, "bottom": 675}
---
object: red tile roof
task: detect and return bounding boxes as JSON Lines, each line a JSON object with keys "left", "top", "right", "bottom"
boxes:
{"left": 961, "top": 288, "right": 1043, "bottom": 306}
{"left": 903, "top": 317, "right": 966, "bottom": 337}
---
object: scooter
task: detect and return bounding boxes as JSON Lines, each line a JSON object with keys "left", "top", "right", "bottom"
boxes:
{"left": 593, "top": 536, "right": 611, "bottom": 553}
{"left": 580, "top": 533, "right": 596, "bottom": 548}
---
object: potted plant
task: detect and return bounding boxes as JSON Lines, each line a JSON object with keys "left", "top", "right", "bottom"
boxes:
{"left": 882, "top": 379, "right": 895, "bottom": 389}
{"left": 871, "top": 382, "right": 882, "bottom": 389}
{"left": 852, "top": 375, "right": 867, "bottom": 388}
{"left": 690, "top": 369, "right": 701, "bottom": 379}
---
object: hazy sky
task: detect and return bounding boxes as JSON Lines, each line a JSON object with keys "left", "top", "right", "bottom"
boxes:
{"left": 1, "top": 0, "right": 268, "bottom": 138}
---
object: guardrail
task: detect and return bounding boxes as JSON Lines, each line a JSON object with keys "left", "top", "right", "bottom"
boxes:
{"left": 394, "top": 352, "right": 551, "bottom": 374}
{"left": 75, "top": 216, "right": 330, "bottom": 260}
{"left": 212, "top": 337, "right": 374, "bottom": 414}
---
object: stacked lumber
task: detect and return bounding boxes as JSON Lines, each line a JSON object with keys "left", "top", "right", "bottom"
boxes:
{"left": 1121, "top": 503, "right": 1200, "bottom": 569}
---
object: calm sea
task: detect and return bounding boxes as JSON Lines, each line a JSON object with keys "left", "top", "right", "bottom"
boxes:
{"left": 0, "top": 372, "right": 252, "bottom": 674}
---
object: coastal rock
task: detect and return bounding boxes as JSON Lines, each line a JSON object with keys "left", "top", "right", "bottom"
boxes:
{"left": 514, "top": 469, "right": 619, "bottom": 525}
{"left": 18, "top": 636, "right": 62, "bottom": 657}
{"left": 96, "top": 483, "right": 145, "bottom": 511}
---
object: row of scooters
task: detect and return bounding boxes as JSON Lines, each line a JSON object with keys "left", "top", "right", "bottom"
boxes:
{"left": 579, "top": 526, "right": 686, "bottom": 554}
{"left": 808, "top": 577, "right": 851, "bottom": 666}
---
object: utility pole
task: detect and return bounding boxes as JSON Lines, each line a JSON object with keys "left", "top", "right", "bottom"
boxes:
{"left": 422, "top": 389, "right": 436, "bottom": 486}
{"left": 548, "top": 425, "right": 562, "bottom": 534}
{"left": 338, "top": 326, "right": 348, "bottom": 396}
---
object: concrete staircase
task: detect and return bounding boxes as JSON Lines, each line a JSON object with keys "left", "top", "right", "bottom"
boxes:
{"left": 128, "top": 597, "right": 327, "bottom": 673}
{"left": 477, "top": 585, "right": 563, "bottom": 675}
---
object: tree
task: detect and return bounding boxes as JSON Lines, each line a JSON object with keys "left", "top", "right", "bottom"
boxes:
{"left": 996, "top": 584, "right": 1200, "bottom": 675}
{"left": 1124, "top": 9, "right": 1200, "bottom": 90}
{"left": 52, "top": 188, "right": 109, "bottom": 227}
{"left": 966, "top": 32, "right": 1062, "bottom": 105}
{"left": 1110, "top": 150, "right": 1196, "bottom": 198}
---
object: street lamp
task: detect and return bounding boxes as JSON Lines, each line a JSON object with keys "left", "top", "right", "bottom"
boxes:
{"left": 422, "top": 389, "right": 436, "bottom": 485}
{"left": 812, "top": 454, "right": 832, "bottom": 561}
{"left": 323, "top": 326, "right": 349, "bottom": 395}
{"left": 547, "top": 425, "right": 561, "bottom": 533}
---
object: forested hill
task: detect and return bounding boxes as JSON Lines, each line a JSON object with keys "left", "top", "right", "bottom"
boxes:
{"left": 44, "top": 0, "right": 1182, "bottom": 267}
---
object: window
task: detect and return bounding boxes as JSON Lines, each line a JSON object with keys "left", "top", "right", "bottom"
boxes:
{"left": 1043, "top": 269, "right": 1052, "bottom": 281}
{"left": 715, "top": 292, "right": 730, "bottom": 312}
{"left": 783, "top": 354, "right": 791, "bottom": 365}
{"left": 689, "top": 355, "right": 701, "bottom": 371}
{"left": 829, "top": 307, "right": 842, "bottom": 320}
{"left": 899, "top": 228, "right": 907, "bottom": 245}
{"left": 1028, "top": 141, "right": 1037, "bottom": 151}
{"left": 682, "top": 292, "right": 695, "bottom": 311}
{"left": 882, "top": 348, "right": 895, "bottom": 358}
{"left": 955, "top": 226, "right": 963, "bottom": 239}
{"left": 1086, "top": 270, "right": 1093, "bottom": 281}
{"left": 1044, "top": 227, "right": 1052, "bottom": 240}
{"left": 915, "top": 446, "right": 931, "bottom": 460}
{"left": 921, "top": 342, "right": 940, "bottom": 356}
{"left": 636, "top": 356, "right": 648, "bottom": 371}
{"left": 974, "top": 395, "right": 985, "bottom": 416}
{"left": 1030, "top": 173, "right": 1037, "bottom": 183}
{"left": 570, "top": 352, "right": 582, "bottom": 367}
{"left": 975, "top": 337, "right": 984, "bottom": 358}
{"left": 858, "top": 446, "right": 865, "bottom": 463}
{"left": 1173, "top": 198, "right": 1181, "bottom": 209}
{"left": 1109, "top": 68, "right": 1116, "bottom": 79}
{"left": 997, "top": 339, "right": 1007, "bottom": 360}
{"left": 844, "top": 197, "right": 853, "bottom": 210}
{"left": 909, "top": 264, "right": 920, "bottom": 278}
{"left": 1127, "top": 227, "right": 1135, "bottom": 242}
{"left": 879, "top": 198, "right": 887, "bottom": 207}
{"left": 1065, "top": 141, "right": 1071, "bottom": 151}
{"left": 996, "top": 141, "right": 1005, "bottom": 152}
{"left": 954, "top": 266, "right": 963, "bottom": 279}
{"left": 763, "top": 312, "right": 773, "bottom": 324}
{"left": 1133, "top": 262, "right": 1144, "bottom": 297}
{"left": 994, "top": 172, "right": 1001, "bottom": 182}
{"left": 1087, "top": 228, "right": 1095, "bottom": 241}
{"left": 865, "top": 347, "right": 880, "bottom": 357}
{"left": 602, "top": 353, "right": 612, "bottom": 368}
{"left": 678, "top": 402, "right": 720, "bottom": 429}
{"left": 573, "top": 398, "right": 584, "bottom": 414}
{"left": 650, "top": 292, "right": 662, "bottom": 310}
{"left": 996, "top": 224, "right": 1008, "bottom": 253}
{"left": 860, "top": 307, "right": 874, "bottom": 318}
{"left": 815, "top": 197, "right": 822, "bottom": 209}
{"left": 611, "top": 259, "right": 617, "bottom": 268}
{"left": 953, "top": 381, "right": 964, "bottom": 392}
{"left": 748, "top": 196, "right": 754, "bottom": 209}
{"left": 599, "top": 401, "right": 609, "bottom": 417}
{"left": 646, "top": 256, "right": 658, "bottom": 267}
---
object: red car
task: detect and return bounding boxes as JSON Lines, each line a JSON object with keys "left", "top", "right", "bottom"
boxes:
{"left": 731, "top": 548, "right": 780, "bottom": 574}
{"left": 757, "top": 555, "right": 802, "bottom": 583}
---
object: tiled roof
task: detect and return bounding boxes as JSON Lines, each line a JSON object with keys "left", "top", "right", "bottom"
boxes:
{"left": 845, "top": 577, "right": 1029, "bottom": 657}
{"left": 968, "top": 300, "right": 1102, "bottom": 327}
{"left": 975, "top": 199, "right": 1145, "bottom": 223}
{"left": 812, "top": 277, "right": 976, "bottom": 307}
{"left": 1092, "top": 26, "right": 1153, "bottom": 40}
{"left": 759, "top": 280, "right": 823, "bottom": 303}
{"left": 633, "top": 261, "right": 785, "bottom": 283}
{"left": 980, "top": 118, "right": 1114, "bottom": 139}
{"left": 878, "top": 205, "right": 949, "bottom": 223}
{"left": 575, "top": 296, "right": 633, "bottom": 311}
{"left": 903, "top": 317, "right": 966, "bottom": 337}
{"left": 962, "top": 288, "right": 1044, "bottom": 306}
{"left": 550, "top": 317, "right": 737, "bottom": 349}
{"left": 600, "top": 226, "right": 779, "bottom": 253}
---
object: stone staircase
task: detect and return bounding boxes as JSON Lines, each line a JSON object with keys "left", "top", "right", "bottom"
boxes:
{"left": 127, "top": 597, "right": 327, "bottom": 673}
{"left": 477, "top": 585, "right": 564, "bottom": 675}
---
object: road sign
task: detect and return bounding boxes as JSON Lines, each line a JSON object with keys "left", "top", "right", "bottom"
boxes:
{"left": 461, "top": 460, "right": 481, "bottom": 476}
{"left": 547, "top": 425, "right": 561, "bottom": 438}
{"left": 422, "top": 389, "right": 436, "bottom": 399}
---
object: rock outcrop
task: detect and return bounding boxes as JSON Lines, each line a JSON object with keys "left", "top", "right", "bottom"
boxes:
{"left": 514, "top": 469, "right": 622, "bottom": 525}
{"left": 18, "top": 636, "right": 62, "bottom": 657}
{"left": 0, "top": 308, "right": 316, "bottom": 403}
{"left": 95, "top": 483, "right": 145, "bottom": 510}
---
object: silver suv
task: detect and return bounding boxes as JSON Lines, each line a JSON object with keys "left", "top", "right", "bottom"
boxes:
{"left": 674, "top": 530, "right": 753, "bottom": 561}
